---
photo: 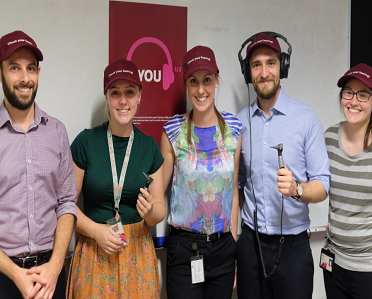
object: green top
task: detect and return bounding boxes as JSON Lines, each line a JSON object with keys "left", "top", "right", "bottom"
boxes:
{"left": 71, "top": 122, "right": 164, "bottom": 224}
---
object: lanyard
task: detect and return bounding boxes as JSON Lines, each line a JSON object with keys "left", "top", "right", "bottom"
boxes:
{"left": 107, "top": 125, "right": 134, "bottom": 221}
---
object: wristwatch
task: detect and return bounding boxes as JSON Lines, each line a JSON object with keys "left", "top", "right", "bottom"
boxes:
{"left": 292, "top": 180, "right": 303, "bottom": 200}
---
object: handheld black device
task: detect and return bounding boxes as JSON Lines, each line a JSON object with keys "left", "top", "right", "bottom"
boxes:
{"left": 143, "top": 172, "right": 154, "bottom": 190}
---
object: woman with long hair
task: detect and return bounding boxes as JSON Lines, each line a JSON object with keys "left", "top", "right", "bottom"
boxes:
{"left": 160, "top": 46, "right": 242, "bottom": 299}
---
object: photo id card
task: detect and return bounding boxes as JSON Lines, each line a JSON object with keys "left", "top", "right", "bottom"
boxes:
{"left": 319, "top": 248, "right": 334, "bottom": 272}
{"left": 106, "top": 216, "right": 127, "bottom": 245}
{"left": 190, "top": 255, "right": 205, "bottom": 284}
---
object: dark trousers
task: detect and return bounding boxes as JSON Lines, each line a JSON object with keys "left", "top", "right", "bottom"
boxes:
{"left": 0, "top": 267, "right": 66, "bottom": 299}
{"left": 237, "top": 224, "right": 314, "bottom": 299}
{"left": 166, "top": 231, "right": 237, "bottom": 299}
{"left": 323, "top": 262, "right": 372, "bottom": 299}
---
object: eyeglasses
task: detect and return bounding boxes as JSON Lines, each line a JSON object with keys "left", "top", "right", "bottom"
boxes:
{"left": 341, "top": 89, "right": 372, "bottom": 102}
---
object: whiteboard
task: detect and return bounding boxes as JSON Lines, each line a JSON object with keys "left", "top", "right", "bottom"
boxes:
{"left": 0, "top": 0, "right": 350, "bottom": 232}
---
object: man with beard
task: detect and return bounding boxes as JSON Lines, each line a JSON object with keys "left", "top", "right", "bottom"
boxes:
{"left": 0, "top": 30, "right": 76, "bottom": 299}
{"left": 236, "top": 33, "right": 330, "bottom": 299}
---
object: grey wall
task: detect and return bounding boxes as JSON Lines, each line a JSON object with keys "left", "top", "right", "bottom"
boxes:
{"left": 0, "top": 0, "right": 349, "bottom": 230}
{"left": 0, "top": 1, "right": 350, "bottom": 298}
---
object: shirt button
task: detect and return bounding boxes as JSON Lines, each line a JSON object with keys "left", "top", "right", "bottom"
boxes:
{"left": 263, "top": 162, "right": 266, "bottom": 166}
{"left": 266, "top": 123, "right": 269, "bottom": 126}
{"left": 264, "top": 141, "right": 267, "bottom": 145}
{"left": 28, "top": 159, "right": 31, "bottom": 164}
{"left": 266, "top": 202, "right": 269, "bottom": 206}
{"left": 264, "top": 182, "right": 268, "bottom": 186}
{"left": 29, "top": 186, "right": 32, "bottom": 191}
{"left": 30, "top": 214, "right": 33, "bottom": 219}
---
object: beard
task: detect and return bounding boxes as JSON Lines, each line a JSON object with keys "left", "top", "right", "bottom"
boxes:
{"left": 253, "top": 76, "right": 280, "bottom": 100}
{"left": 1, "top": 72, "right": 38, "bottom": 111}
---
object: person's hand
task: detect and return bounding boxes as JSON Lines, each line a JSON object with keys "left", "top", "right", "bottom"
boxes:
{"left": 12, "top": 267, "right": 47, "bottom": 299}
{"left": 277, "top": 165, "right": 297, "bottom": 197}
{"left": 91, "top": 224, "right": 124, "bottom": 255}
{"left": 26, "top": 262, "right": 60, "bottom": 299}
{"left": 136, "top": 188, "right": 153, "bottom": 219}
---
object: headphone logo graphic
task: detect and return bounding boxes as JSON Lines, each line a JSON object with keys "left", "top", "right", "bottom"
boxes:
{"left": 238, "top": 31, "right": 292, "bottom": 85}
{"left": 127, "top": 37, "right": 175, "bottom": 90}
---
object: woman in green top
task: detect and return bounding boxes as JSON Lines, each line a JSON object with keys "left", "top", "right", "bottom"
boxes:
{"left": 66, "top": 59, "right": 165, "bottom": 299}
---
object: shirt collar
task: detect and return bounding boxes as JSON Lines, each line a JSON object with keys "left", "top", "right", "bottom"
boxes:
{"left": 251, "top": 87, "right": 288, "bottom": 117}
{"left": 0, "top": 100, "right": 48, "bottom": 130}
{"left": 0, "top": 101, "right": 10, "bottom": 128}
{"left": 272, "top": 88, "right": 287, "bottom": 115}
{"left": 33, "top": 102, "right": 48, "bottom": 127}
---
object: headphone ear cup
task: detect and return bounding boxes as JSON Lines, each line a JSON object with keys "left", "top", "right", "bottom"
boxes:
{"left": 240, "top": 58, "right": 247, "bottom": 84}
{"left": 246, "top": 60, "right": 252, "bottom": 84}
{"left": 280, "top": 52, "right": 290, "bottom": 79}
{"left": 241, "top": 59, "right": 252, "bottom": 84}
{"left": 162, "top": 63, "right": 174, "bottom": 91}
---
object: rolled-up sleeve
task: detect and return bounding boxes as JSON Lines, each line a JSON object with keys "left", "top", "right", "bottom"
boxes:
{"left": 304, "top": 111, "right": 331, "bottom": 195}
{"left": 56, "top": 127, "right": 77, "bottom": 221}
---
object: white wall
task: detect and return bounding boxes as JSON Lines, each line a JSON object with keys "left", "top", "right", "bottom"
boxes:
{"left": 0, "top": 0, "right": 350, "bottom": 298}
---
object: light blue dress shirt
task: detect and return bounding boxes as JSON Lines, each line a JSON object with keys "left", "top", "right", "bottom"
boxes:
{"left": 237, "top": 88, "right": 330, "bottom": 235}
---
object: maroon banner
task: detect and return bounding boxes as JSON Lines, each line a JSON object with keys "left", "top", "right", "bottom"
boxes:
{"left": 109, "top": 1, "right": 187, "bottom": 144}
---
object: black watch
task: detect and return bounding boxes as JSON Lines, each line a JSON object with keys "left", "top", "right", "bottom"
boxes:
{"left": 292, "top": 180, "right": 303, "bottom": 200}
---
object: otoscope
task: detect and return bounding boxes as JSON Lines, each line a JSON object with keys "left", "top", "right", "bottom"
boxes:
{"left": 271, "top": 143, "right": 284, "bottom": 169}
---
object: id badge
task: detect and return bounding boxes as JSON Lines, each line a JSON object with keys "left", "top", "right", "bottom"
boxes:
{"left": 319, "top": 248, "right": 334, "bottom": 272}
{"left": 190, "top": 255, "right": 205, "bottom": 284}
{"left": 106, "top": 215, "right": 127, "bottom": 245}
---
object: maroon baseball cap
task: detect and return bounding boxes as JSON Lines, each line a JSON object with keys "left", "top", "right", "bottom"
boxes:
{"left": 246, "top": 33, "right": 281, "bottom": 60}
{"left": 183, "top": 45, "right": 219, "bottom": 80}
{"left": 337, "top": 63, "right": 372, "bottom": 89}
{"left": 0, "top": 30, "right": 43, "bottom": 63}
{"left": 104, "top": 59, "right": 141, "bottom": 94}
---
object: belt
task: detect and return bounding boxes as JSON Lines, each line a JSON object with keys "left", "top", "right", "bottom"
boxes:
{"left": 243, "top": 223, "right": 308, "bottom": 242}
{"left": 10, "top": 250, "right": 53, "bottom": 269}
{"left": 170, "top": 226, "right": 227, "bottom": 242}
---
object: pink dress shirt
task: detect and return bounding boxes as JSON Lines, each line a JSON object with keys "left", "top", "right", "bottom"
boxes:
{"left": 0, "top": 101, "right": 77, "bottom": 257}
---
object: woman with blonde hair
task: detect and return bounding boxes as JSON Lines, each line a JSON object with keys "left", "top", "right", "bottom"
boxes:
{"left": 161, "top": 46, "right": 242, "bottom": 299}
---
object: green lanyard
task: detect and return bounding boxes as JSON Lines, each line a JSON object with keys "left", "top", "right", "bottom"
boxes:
{"left": 107, "top": 125, "right": 134, "bottom": 221}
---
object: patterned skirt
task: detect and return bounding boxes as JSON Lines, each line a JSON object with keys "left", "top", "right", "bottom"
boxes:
{"left": 66, "top": 220, "right": 159, "bottom": 299}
